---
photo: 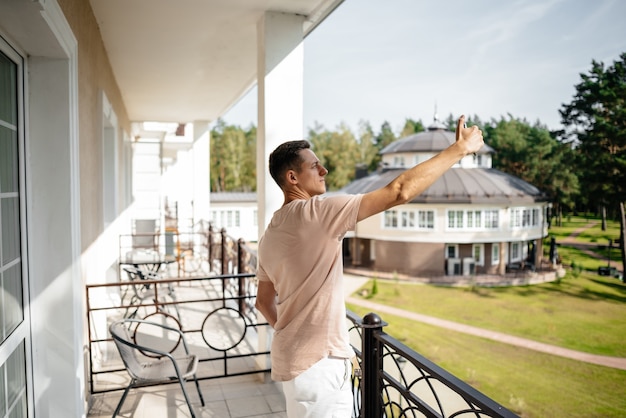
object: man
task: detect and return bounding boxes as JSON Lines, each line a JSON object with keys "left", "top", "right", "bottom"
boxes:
{"left": 256, "top": 115, "right": 483, "bottom": 417}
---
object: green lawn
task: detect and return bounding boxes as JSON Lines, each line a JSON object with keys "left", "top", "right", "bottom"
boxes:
{"left": 346, "top": 215, "right": 626, "bottom": 417}
{"left": 348, "top": 303, "right": 626, "bottom": 418}
{"left": 352, "top": 272, "right": 626, "bottom": 357}
{"left": 548, "top": 214, "right": 621, "bottom": 244}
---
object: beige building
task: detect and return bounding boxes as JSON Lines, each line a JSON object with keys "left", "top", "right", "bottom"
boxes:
{"left": 340, "top": 119, "right": 550, "bottom": 279}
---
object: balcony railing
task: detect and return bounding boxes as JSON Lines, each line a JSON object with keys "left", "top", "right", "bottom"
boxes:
{"left": 87, "top": 224, "right": 518, "bottom": 417}
{"left": 347, "top": 311, "right": 518, "bottom": 417}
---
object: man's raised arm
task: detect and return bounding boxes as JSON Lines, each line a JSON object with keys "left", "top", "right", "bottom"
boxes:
{"left": 357, "top": 115, "right": 483, "bottom": 222}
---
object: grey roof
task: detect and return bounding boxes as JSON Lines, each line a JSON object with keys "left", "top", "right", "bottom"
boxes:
{"left": 381, "top": 125, "right": 495, "bottom": 155}
{"left": 210, "top": 192, "right": 257, "bottom": 203}
{"left": 340, "top": 168, "right": 548, "bottom": 204}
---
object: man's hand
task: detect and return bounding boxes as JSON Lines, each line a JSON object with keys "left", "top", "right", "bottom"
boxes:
{"left": 456, "top": 115, "right": 484, "bottom": 156}
{"left": 357, "top": 114, "right": 485, "bottom": 222}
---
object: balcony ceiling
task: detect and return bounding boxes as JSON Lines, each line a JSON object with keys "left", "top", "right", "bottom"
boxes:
{"left": 89, "top": 0, "right": 343, "bottom": 124}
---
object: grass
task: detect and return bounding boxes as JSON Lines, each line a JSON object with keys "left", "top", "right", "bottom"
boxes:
{"left": 348, "top": 303, "right": 626, "bottom": 418}
{"left": 545, "top": 213, "right": 624, "bottom": 272}
{"left": 351, "top": 272, "right": 626, "bottom": 357}
{"left": 346, "top": 215, "right": 626, "bottom": 417}
{"left": 556, "top": 246, "right": 616, "bottom": 271}
{"left": 547, "top": 214, "right": 621, "bottom": 245}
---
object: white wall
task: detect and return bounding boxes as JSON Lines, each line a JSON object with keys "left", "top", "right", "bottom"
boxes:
{"left": 0, "top": 1, "right": 85, "bottom": 416}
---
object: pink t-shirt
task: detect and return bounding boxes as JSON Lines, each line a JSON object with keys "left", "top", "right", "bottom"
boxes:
{"left": 257, "top": 194, "right": 362, "bottom": 381}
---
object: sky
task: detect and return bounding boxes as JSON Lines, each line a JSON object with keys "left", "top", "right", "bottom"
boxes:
{"left": 222, "top": 0, "right": 626, "bottom": 135}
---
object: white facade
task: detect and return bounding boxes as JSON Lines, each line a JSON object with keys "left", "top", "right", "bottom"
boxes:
{"left": 210, "top": 193, "right": 259, "bottom": 243}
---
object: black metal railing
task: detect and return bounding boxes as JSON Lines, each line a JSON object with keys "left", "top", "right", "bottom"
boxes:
{"left": 118, "top": 222, "right": 257, "bottom": 278}
{"left": 347, "top": 311, "right": 519, "bottom": 418}
{"left": 86, "top": 272, "right": 269, "bottom": 396}
{"left": 89, "top": 222, "right": 264, "bottom": 394}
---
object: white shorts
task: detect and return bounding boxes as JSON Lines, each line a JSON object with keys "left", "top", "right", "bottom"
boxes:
{"left": 282, "top": 356, "right": 353, "bottom": 418}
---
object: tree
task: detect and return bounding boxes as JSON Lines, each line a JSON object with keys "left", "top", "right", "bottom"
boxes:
{"left": 443, "top": 113, "right": 483, "bottom": 131}
{"left": 307, "top": 122, "right": 359, "bottom": 190}
{"left": 372, "top": 121, "right": 397, "bottom": 169}
{"left": 210, "top": 120, "right": 256, "bottom": 192}
{"left": 356, "top": 120, "right": 379, "bottom": 173}
{"left": 559, "top": 53, "right": 626, "bottom": 218}
{"left": 399, "top": 117, "right": 424, "bottom": 138}
{"left": 443, "top": 113, "right": 457, "bottom": 131}
{"left": 485, "top": 115, "right": 579, "bottom": 220}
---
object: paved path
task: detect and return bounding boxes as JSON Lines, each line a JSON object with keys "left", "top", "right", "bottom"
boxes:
{"left": 560, "top": 220, "right": 600, "bottom": 244}
{"left": 343, "top": 275, "right": 626, "bottom": 371}
{"left": 560, "top": 220, "right": 624, "bottom": 269}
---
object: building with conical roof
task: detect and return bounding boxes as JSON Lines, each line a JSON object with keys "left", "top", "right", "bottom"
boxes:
{"left": 340, "top": 117, "right": 550, "bottom": 279}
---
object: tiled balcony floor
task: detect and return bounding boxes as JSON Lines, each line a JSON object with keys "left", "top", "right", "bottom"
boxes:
{"left": 88, "top": 372, "right": 286, "bottom": 418}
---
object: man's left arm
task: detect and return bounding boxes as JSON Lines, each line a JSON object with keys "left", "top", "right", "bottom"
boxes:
{"left": 256, "top": 280, "right": 278, "bottom": 328}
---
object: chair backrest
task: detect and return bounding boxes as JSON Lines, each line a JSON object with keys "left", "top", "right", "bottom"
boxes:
{"left": 110, "top": 320, "right": 144, "bottom": 380}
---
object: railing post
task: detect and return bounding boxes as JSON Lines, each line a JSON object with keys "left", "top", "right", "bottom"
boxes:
{"left": 237, "top": 238, "right": 246, "bottom": 313}
{"left": 221, "top": 228, "right": 228, "bottom": 275}
{"left": 208, "top": 223, "right": 214, "bottom": 269}
{"left": 360, "top": 312, "right": 386, "bottom": 418}
{"left": 237, "top": 238, "right": 245, "bottom": 274}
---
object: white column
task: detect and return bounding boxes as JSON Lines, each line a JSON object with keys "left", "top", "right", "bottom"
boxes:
{"left": 192, "top": 121, "right": 210, "bottom": 225}
{"left": 255, "top": 12, "right": 305, "bottom": 377}
{"left": 256, "top": 11, "right": 305, "bottom": 239}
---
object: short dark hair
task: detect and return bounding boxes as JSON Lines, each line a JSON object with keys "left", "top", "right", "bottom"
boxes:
{"left": 269, "top": 140, "right": 311, "bottom": 188}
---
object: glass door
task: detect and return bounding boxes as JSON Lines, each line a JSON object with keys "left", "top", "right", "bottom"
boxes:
{"left": 0, "top": 40, "right": 28, "bottom": 418}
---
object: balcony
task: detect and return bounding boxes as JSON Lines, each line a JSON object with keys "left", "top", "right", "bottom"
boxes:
{"left": 86, "top": 227, "right": 517, "bottom": 418}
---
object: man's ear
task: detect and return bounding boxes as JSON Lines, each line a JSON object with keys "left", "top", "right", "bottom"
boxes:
{"left": 286, "top": 170, "right": 297, "bottom": 184}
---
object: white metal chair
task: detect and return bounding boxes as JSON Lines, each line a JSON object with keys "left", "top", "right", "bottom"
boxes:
{"left": 109, "top": 318, "right": 205, "bottom": 417}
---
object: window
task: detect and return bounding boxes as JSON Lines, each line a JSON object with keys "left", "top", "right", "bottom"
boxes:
{"left": 448, "top": 209, "right": 498, "bottom": 230}
{"left": 393, "top": 156, "right": 405, "bottom": 167}
{"left": 447, "top": 210, "right": 464, "bottom": 228}
{"left": 510, "top": 207, "right": 540, "bottom": 229}
{"left": 0, "top": 45, "right": 28, "bottom": 417}
{"left": 511, "top": 242, "right": 521, "bottom": 261}
{"left": 484, "top": 210, "right": 499, "bottom": 229}
{"left": 384, "top": 210, "right": 398, "bottom": 228}
{"left": 467, "top": 210, "right": 482, "bottom": 228}
{"left": 211, "top": 209, "right": 241, "bottom": 228}
{"left": 211, "top": 210, "right": 241, "bottom": 229}
{"left": 472, "top": 244, "right": 484, "bottom": 265}
{"left": 492, "top": 243, "right": 500, "bottom": 265}
{"left": 401, "top": 210, "right": 415, "bottom": 228}
{"left": 446, "top": 245, "right": 458, "bottom": 258}
{"left": 384, "top": 209, "right": 434, "bottom": 230}
{"left": 0, "top": 341, "right": 27, "bottom": 415}
{"left": 418, "top": 211, "right": 434, "bottom": 229}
